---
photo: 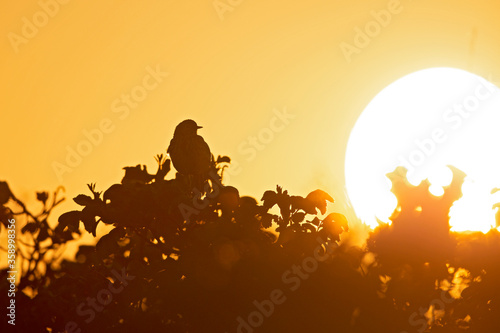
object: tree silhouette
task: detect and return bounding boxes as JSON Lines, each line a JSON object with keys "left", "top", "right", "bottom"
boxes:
{"left": 2, "top": 121, "right": 500, "bottom": 332}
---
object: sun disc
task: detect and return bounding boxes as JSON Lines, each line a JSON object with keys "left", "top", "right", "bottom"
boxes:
{"left": 345, "top": 67, "right": 500, "bottom": 232}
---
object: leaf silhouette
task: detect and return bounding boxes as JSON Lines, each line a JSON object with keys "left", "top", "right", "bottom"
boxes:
{"left": 216, "top": 155, "right": 231, "bottom": 164}
{"left": 7, "top": 120, "right": 498, "bottom": 333}
{"left": 122, "top": 164, "right": 154, "bottom": 184}
{"left": 103, "top": 183, "right": 123, "bottom": 202}
{"left": 21, "top": 222, "right": 38, "bottom": 234}
{"left": 96, "top": 233, "right": 120, "bottom": 256}
{"left": 306, "top": 189, "right": 334, "bottom": 214}
{"left": 37, "top": 220, "right": 50, "bottom": 242}
{"left": 261, "top": 190, "right": 278, "bottom": 210}
{"left": 292, "top": 212, "right": 306, "bottom": 223}
{"left": 36, "top": 191, "right": 48, "bottom": 204}
{"left": 73, "top": 194, "right": 93, "bottom": 206}
{"left": 58, "top": 210, "right": 81, "bottom": 232}
{"left": 290, "top": 195, "right": 317, "bottom": 214}
{"left": 322, "top": 212, "right": 349, "bottom": 240}
{"left": 81, "top": 207, "right": 98, "bottom": 237}
{"left": 0, "top": 181, "right": 11, "bottom": 204}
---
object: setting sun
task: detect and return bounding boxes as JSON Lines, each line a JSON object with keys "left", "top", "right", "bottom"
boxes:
{"left": 4, "top": 1, "right": 500, "bottom": 332}
{"left": 345, "top": 67, "right": 500, "bottom": 232}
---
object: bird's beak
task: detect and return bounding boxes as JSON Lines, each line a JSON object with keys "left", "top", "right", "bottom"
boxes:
{"left": 197, "top": 126, "right": 203, "bottom": 129}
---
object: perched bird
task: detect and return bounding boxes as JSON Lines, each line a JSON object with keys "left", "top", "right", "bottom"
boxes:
{"left": 167, "top": 119, "right": 212, "bottom": 188}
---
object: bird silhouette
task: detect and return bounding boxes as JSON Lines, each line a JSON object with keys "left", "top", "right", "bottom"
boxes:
{"left": 167, "top": 119, "right": 212, "bottom": 190}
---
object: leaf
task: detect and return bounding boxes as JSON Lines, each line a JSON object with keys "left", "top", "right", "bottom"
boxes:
{"left": 81, "top": 207, "right": 98, "bottom": 237}
{"left": 261, "top": 190, "right": 278, "bottom": 210}
{"left": 260, "top": 213, "right": 274, "bottom": 229}
{"left": 218, "top": 186, "right": 240, "bottom": 210}
{"left": 306, "top": 190, "right": 334, "bottom": 215}
{"left": 292, "top": 212, "right": 306, "bottom": 223}
{"left": 52, "top": 225, "right": 77, "bottom": 244}
{"left": 73, "top": 194, "right": 93, "bottom": 206}
{"left": 96, "top": 234, "right": 120, "bottom": 256}
{"left": 277, "top": 227, "right": 297, "bottom": 246}
{"left": 302, "top": 223, "right": 317, "bottom": 233}
{"left": 0, "top": 207, "right": 13, "bottom": 228}
{"left": 122, "top": 165, "right": 154, "bottom": 184}
{"left": 108, "top": 226, "right": 126, "bottom": 240}
{"left": 37, "top": 225, "right": 50, "bottom": 242}
{"left": 36, "top": 191, "right": 49, "bottom": 204}
{"left": 83, "top": 218, "right": 97, "bottom": 237}
{"left": 21, "top": 222, "right": 38, "bottom": 234}
{"left": 103, "top": 184, "right": 123, "bottom": 202}
{"left": 323, "top": 213, "right": 348, "bottom": 230}
{"left": 322, "top": 213, "right": 349, "bottom": 240}
{"left": 0, "top": 181, "right": 11, "bottom": 205}
{"left": 217, "top": 155, "right": 231, "bottom": 164}
{"left": 290, "top": 196, "right": 316, "bottom": 215}
{"left": 58, "top": 211, "right": 81, "bottom": 233}
{"left": 238, "top": 196, "right": 259, "bottom": 212}
{"left": 274, "top": 188, "right": 291, "bottom": 220}
{"left": 310, "top": 217, "right": 320, "bottom": 226}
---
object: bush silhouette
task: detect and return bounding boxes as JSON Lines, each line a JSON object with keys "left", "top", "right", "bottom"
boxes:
{"left": 2, "top": 121, "right": 500, "bottom": 333}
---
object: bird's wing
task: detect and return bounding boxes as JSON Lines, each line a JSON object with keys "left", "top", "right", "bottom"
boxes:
{"left": 192, "top": 136, "right": 211, "bottom": 163}
{"left": 194, "top": 135, "right": 211, "bottom": 155}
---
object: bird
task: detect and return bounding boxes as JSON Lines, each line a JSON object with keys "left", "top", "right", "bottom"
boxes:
{"left": 167, "top": 119, "right": 212, "bottom": 188}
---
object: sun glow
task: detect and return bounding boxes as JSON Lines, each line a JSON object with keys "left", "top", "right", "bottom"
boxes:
{"left": 345, "top": 68, "right": 500, "bottom": 233}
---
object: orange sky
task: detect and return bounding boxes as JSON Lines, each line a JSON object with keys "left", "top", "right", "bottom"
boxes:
{"left": 2, "top": 0, "right": 500, "bottom": 236}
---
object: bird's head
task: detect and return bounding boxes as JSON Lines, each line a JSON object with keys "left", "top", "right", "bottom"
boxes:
{"left": 173, "top": 119, "right": 202, "bottom": 137}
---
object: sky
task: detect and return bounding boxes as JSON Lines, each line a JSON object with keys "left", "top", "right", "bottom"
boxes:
{"left": 2, "top": 0, "right": 500, "bottom": 240}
